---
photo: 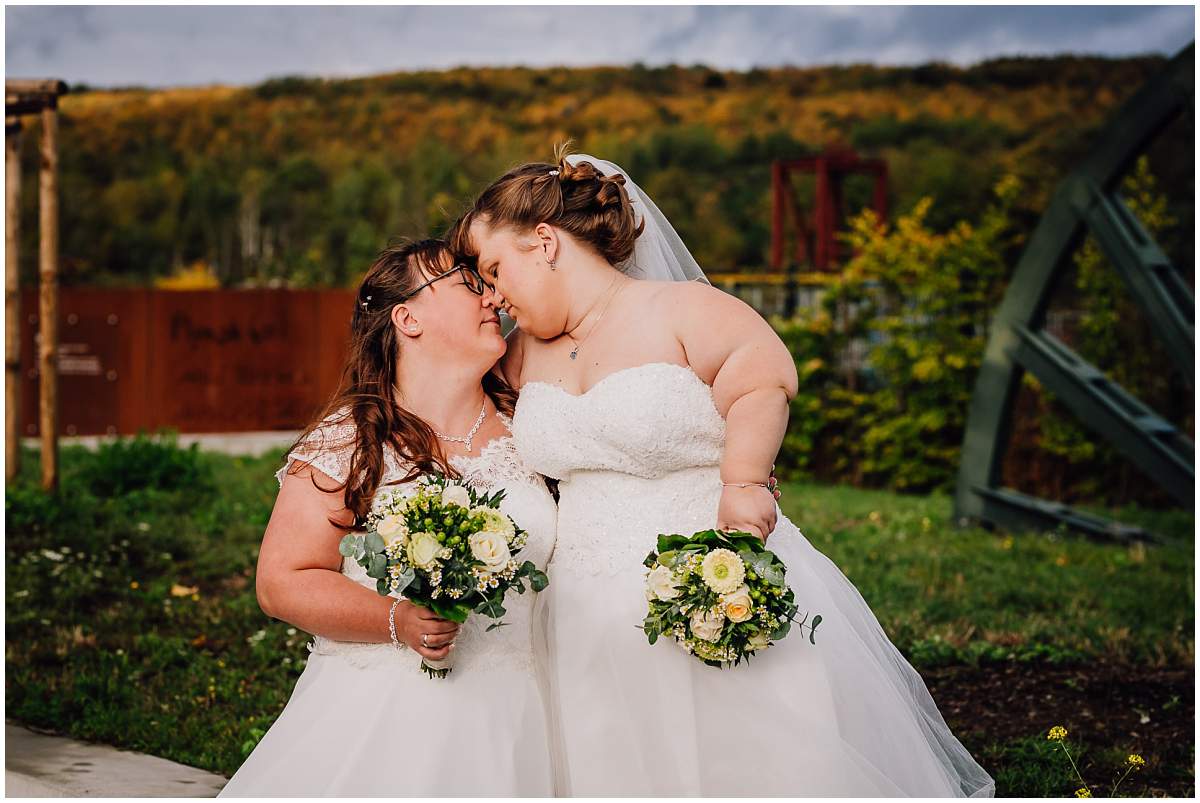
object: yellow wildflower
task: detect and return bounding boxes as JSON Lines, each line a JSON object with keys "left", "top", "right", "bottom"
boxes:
{"left": 1126, "top": 754, "right": 1146, "bottom": 770}
{"left": 1047, "top": 725, "right": 1068, "bottom": 742}
{"left": 1075, "top": 787, "right": 1091, "bottom": 798}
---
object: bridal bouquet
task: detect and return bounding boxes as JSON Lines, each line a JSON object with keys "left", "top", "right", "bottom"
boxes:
{"left": 640, "top": 529, "right": 820, "bottom": 667}
{"left": 339, "top": 473, "right": 548, "bottom": 678}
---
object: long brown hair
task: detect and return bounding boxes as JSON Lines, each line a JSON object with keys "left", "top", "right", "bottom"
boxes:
{"left": 449, "top": 143, "right": 645, "bottom": 266}
{"left": 284, "top": 238, "right": 518, "bottom": 529}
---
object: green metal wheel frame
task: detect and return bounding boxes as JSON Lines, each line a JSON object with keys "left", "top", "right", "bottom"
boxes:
{"left": 954, "top": 43, "right": 1194, "bottom": 543}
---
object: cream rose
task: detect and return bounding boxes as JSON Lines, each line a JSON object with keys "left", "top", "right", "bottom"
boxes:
{"left": 700, "top": 548, "right": 746, "bottom": 594}
{"left": 747, "top": 630, "right": 772, "bottom": 651}
{"left": 472, "top": 506, "right": 516, "bottom": 542}
{"left": 647, "top": 565, "right": 683, "bottom": 601}
{"left": 722, "top": 584, "right": 754, "bottom": 622}
{"left": 689, "top": 607, "right": 726, "bottom": 642}
{"left": 441, "top": 484, "right": 472, "bottom": 509}
{"left": 406, "top": 532, "right": 441, "bottom": 570}
{"left": 376, "top": 514, "right": 408, "bottom": 546}
{"left": 469, "top": 530, "right": 511, "bottom": 572}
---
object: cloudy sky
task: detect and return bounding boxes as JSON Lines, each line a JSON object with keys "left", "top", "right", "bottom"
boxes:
{"left": 6, "top": 5, "right": 1195, "bottom": 88}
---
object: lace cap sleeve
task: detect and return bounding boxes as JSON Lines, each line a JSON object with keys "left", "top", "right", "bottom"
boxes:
{"left": 275, "top": 407, "right": 358, "bottom": 489}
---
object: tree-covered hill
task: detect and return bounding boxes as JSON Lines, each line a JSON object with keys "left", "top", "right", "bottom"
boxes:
{"left": 13, "top": 55, "right": 1190, "bottom": 287}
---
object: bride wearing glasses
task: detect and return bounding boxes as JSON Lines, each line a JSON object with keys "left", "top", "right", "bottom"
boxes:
{"left": 220, "top": 239, "right": 558, "bottom": 796}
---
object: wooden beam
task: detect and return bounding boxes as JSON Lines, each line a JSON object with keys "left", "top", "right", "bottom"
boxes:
{"left": 6, "top": 81, "right": 68, "bottom": 119}
{"left": 5, "top": 117, "right": 20, "bottom": 481}
{"left": 6, "top": 79, "right": 68, "bottom": 96}
{"left": 38, "top": 105, "right": 58, "bottom": 492}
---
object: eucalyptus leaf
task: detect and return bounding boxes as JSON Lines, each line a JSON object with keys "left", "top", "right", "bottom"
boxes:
{"left": 761, "top": 564, "right": 785, "bottom": 587}
{"left": 338, "top": 535, "right": 357, "bottom": 557}
{"left": 392, "top": 567, "right": 415, "bottom": 594}
{"left": 808, "top": 614, "right": 822, "bottom": 644}
{"left": 375, "top": 578, "right": 388, "bottom": 595}
{"left": 530, "top": 570, "right": 549, "bottom": 592}
{"left": 366, "top": 553, "right": 388, "bottom": 579}
{"left": 364, "top": 532, "right": 385, "bottom": 554}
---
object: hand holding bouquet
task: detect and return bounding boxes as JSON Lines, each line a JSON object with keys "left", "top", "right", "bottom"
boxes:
{"left": 641, "top": 528, "right": 820, "bottom": 667}
{"left": 340, "top": 473, "right": 548, "bottom": 678}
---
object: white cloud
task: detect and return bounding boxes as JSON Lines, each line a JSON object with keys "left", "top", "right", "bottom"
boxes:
{"left": 4, "top": 5, "right": 1194, "bottom": 88}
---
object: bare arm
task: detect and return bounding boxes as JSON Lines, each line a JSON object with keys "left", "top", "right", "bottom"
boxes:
{"left": 672, "top": 283, "right": 798, "bottom": 539}
{"left": 255, "top": 462, "right": 458, "bottom": 660}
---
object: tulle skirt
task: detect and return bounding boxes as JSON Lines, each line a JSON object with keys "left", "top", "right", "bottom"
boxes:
{"left": 219, "top": 645, "right": 555, "bottom": 797}
{"left": 541, "top": 467, "right": 996, "bottom": 797}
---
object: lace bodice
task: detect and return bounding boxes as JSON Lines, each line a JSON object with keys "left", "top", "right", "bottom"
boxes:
{"left": 511, "top": 362, "right": 734, "bottom": 577}
{"left": 276, "top": 407, "right": 557, "bottom": 673}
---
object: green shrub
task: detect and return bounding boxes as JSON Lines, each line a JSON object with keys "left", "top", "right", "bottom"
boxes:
{"left": 76, "top": 431, "right": 214, "bottom": 498}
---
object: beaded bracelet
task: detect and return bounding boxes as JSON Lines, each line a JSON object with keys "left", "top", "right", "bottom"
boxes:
{"left": 388, "top": 597, "right": 406, "bottom": 651}
{"left": 721, "top": 481, "right": 770, "bottom": 488}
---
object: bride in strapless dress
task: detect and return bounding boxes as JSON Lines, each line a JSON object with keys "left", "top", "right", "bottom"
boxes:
{"left": 452, "top": 151, "right": 995, "bottom": 796}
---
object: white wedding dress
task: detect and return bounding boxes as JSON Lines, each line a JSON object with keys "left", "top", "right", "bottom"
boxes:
{"left": 512, "top": 362, "right": 996, "bottom": 797}
{"left": 219, "top": 409, "right": 559, "bottom": 797}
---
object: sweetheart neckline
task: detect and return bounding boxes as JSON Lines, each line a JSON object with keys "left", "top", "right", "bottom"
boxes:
{"left": 519, "top": 361, "right": 709, "bottom": 400}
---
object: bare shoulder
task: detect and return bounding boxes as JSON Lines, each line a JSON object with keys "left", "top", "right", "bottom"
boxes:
{"left": 650, "top": 279, "right": 759, "bottom": 327}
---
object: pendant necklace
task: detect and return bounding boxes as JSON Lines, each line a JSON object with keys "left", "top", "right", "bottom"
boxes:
{"left": 567, "top": 276, "right": 625, "bottom": 361}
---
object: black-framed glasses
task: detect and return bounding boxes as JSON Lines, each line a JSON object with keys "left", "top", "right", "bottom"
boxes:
{"left": 399, "top": 264, "right": 486, "bottom": 302}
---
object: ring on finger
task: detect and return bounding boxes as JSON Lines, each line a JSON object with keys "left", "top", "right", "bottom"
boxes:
{"left": 420, "top": 633, "right": 430, "bottom": 648}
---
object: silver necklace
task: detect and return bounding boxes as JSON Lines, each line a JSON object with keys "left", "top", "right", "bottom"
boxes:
{"left": 567, "top": 276, "right": 625, "bottom": 361}
{"left": 432, "top": 401, "right": 488, "bottom": 452}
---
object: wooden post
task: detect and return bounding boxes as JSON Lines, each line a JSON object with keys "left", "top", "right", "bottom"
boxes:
{"left": 38, "top": 102, "right": 58, "bottom": 492}
{"left": 5, "top": 117, "right": 20, "bottom": 481}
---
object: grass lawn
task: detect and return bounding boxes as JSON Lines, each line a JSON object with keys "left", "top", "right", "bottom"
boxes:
{"left": 5, "top": 438, "right": 1193, "bottom": 796}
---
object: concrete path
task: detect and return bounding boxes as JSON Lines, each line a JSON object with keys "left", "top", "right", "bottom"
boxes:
{"left": 5, "top": 722, "right": 228, "bottom": 797}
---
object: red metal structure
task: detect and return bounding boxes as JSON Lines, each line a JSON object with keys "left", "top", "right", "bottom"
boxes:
{"left": 770, "top": 147, "right": 888, "bottom": 272}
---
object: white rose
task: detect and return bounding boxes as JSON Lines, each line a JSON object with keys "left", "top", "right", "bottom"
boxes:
{"left": 406, "top": 532, "right": 442, "bottom": 570}
{"left": 469, "top": 530, "right": 511, "bottom": 572}
{"left": 441, "top": 484, "right": 472, "bottom": 509}
{"left": 647, "top": 565, "right": 683, "bottom": 601}
{"left": 472, "top": 506, "right": 516, "bottom": 542}
{"left": 376, "top": 514, "right": 408, "bottom": 546}
{"left": 722, "top": 584, "right": 754, "bottom": 623}
{"left": 689, "top": 607, "right": 726, "bottom": 643}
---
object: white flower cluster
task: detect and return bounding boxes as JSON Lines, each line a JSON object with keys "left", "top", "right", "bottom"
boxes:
{"left": 368, "top": 480, "right": 526, "bottom": 600}
{"left": 643, "top": 535, "right": 802, "bottom": 668}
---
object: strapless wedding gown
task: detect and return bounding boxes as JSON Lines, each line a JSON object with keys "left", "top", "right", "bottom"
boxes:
{"left": 512, "top": 362, "right": 995, "bottom": 797}
{"left": 220, "top": 411, "right": 558, "bottom": 797}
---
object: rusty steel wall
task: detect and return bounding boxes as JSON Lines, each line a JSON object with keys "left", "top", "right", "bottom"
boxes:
{"left": 18, "top": 289, "right": 356, "bottom": 435}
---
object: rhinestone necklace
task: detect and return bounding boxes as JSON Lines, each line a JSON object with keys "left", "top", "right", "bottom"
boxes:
{"left": 432, "top": 401, "right": 488, "bottom": 452}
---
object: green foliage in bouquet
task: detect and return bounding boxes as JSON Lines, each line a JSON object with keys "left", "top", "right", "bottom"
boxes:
{"left": 641, "top": 529, "right": 820, "bottom": 668}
